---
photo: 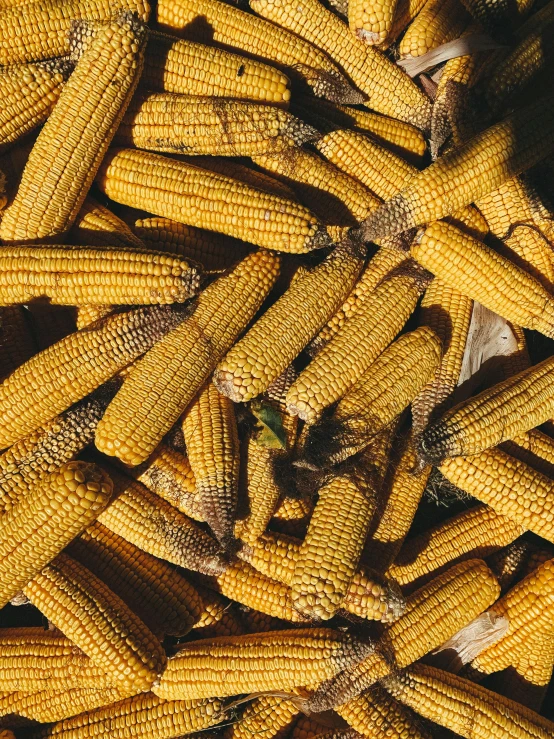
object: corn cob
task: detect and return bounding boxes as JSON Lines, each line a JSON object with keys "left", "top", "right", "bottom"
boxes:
{"left": 399, "top": 0, "right": 469, "bottom": 59}
{"left": 156, "top": 0, "right": 362, "bottom": 103}
{"left": 290, "top": 715, "right": 331, "bottom": 739}
{"left": 412, "top": 280, "right": 473, "bottom": 438}
{"left": 250, "top": 0, "right": 432, "bottom": 128}
{"left": 224, "top": 696, "right": 299, "bottom": 739}
{"left": 502, "top": 225, "right": 554, "bottom": 287}
{"left": 97, "top": 469, "right": 227, "bottom": 576}
{"left": 0, "top": 304, "right": 186, "bottom": 449}
{"left": 0, "top": 58, "right": 72, "bottom": 152}
{"left": 362, "top": 432, "right": 431, "bottom": 569}
{"left": 494, "top": 632, "right": 554, "bottom": 712}
{"left": 271, "top": 495, "right": 314, "bottom": 538}
{"left": 97, "top": 148, "right": 329, "bottom": 254}
{"left": 302, "top": 327, "right": 443, "bottom": 468}
{"left": 337, "top": 686, "right": 432, "bottom": 739}
{"left": 0, "top": 383, "right": 116, "bottom": 512}
{"left": 0, "top": 305, "right": 36, "bottom": 381}
{"left": 486, "top": 540, "right": 532, "bottom": 593}
{"left": 67, "top": 521, "right": 203, "bottom": 638}
{"left": 154, "top": 628, "right": 372, "bottom": 700}
{"left": 459, "top": 0, "right": 536, "bottom": 35}
{"left": 133, "top": 216, "right": 250, "bottom": 272}
{"left": 0, "top": 14, "right": 147, "bottom": 244}
{"left": 0, "top": 461, "right": 112, "bottom": 609}
{"left": 191, "top": 583, "right": 245, "bottom": 637}
{"left": 95, "top": 251, "right": 280, "bottom": 465}
{"left": 23, "top": 552, "right": 166, "bottom": 692}
{"left": 306, "top": 559, "right": 500, "bottom": 712}
{"left": 75, "top": 305, "right": 114, "bottom": 330}
{"left": 348, "top": 0, "right": 399, "bottom": 45}
{"left": 70, "top": 196, "right": 145, "bottom": 249}
{"left": 214, "top": 241, "right": 364, "bottom": 404}
{"left": 384, "top": 663, "right": 554, "bottom": 738}
{"left": 389, "top": 506, "right": 524, "bottom": 589}
{"left": 440, "top": 448, "right": 554, "bottom": 542}
{"left": 362, "top": 94, "right": 554, "bottom": 240}
{"left": 287, "top": 263, "right": 427, "bottom": 423}
{"left": 142, "top": 31, "right": 291, "bottom": 105}
{"left": 0, "top": 245, "right": 201, "bottom": 306}
{"left": 116, "top": 93, "right": 318, "bottom": 157}
{"left": 29, "top": 694, "right": 224, "bottom": 739}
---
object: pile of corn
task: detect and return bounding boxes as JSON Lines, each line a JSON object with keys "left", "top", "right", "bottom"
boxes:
{"left": 1, "top": 0, "right": 554, "bottom": 736}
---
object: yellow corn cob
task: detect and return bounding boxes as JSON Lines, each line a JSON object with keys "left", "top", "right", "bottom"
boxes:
{"left": 381, "top": 0, "right": 429, "bottom": 46}
{"left": 0, "top": 305, "right": 36, "bottom": 381}
{"left": 142, "top": 31, "right": 291, "bottom": 105}
{"left": 70, "top": 195, "right": 145, "bottom": 249}
{"left": 241, "top": 530, "right": 405, "bottom": 623}
{"left": 302, "top": 327, "right": 442, "bottom": 468}
{"left": 494, "top": 632, "right": 554, "bottom": 712}
{"left": 75, "top": 305, "right": 114, "bottom": 330}
{"left": 154, "top": 628, "right": 372, "bottom": 700}
{"left": 412, "top": 280, "right": 473, "bottom": 438}
{"left": 68, "top": 521, "right": 204, "bottom": 638}
{"left": 0, "top": 628, "right": 115, "bottom": 693}
{"left": 0, "top": 245, "right": 201, "bottom": 306}
{"left": 440, "top": 448, "right": 554, "bottom": 543}
{"left": 287, "top": 262, "right": 428, "bottom": 423}
{"left": 116, "top": 93, "right": 318, "bottom": 157}
{"left": 362, "top": 94, "right": 554, "bottom": 240}
{"left": 97, "top": 469, "right": 227, "bottom": 576}
{"left": 182, "top": 382, "right": 239, "bottom": 548}
{"left": 133, "top": 216, "right": 250, "bottom": 272}
{"left": 459, "top": 0, "right": 536, "bottom": 34}
{"left": 362, "top": 432, "right": 431, "bottom": 569}
{"left": 97, "top": 148, "right": 330, "bottom": 254}
{"left": 337, "top": 686, "right": 433, "bottom": 739}
{"left": 23, "top": 552, "right": 166, "bottom": 692}
{"left": 191, "top": 583, "right": 245, "bottom": 637}
{"left": 250, "top": 0, "right": 432, "bottom": 128}
{"left": 389, "top": 505, "right": 524, "bottom": 589}
{"left": 307, "top": 559, "right": 500, "bottom": 712}
{"left": 412, "top": 221, "right": 554, "bottom": 338}
{"left": 348, "top": 0, "right": 399, "bottom": 45}
{"left": 0, "top": 58, "right": 72, "bottom": 151}
{"left": 224, "top": 696, "right": 299, "bottom": 739}
{"left": 291, "top": 435, "right": 393, "bottom": 621}
{"left": 271, "top": 495, "right": 314, "bottom": 538}
{"left": 486, "top": 540, "right": 532, "bottom": 593}
{"left": 399, "top": 0, "right": 469, "bottom": 59}
{"left": 0, "top": 383, "right": 116, "bottom": 512}
{"left": 29, "top": 694, "right": 224, "bottom": 739}
{"left": 131, "top": 444, "right": 202, "bottom": 521}
{"left": 421, "top": 354, "right": 554, "bottom": 464}
{"left": 384, "top": 663, "right": 554, "bottom": 739}
{"left": 503, "top": 225, "right": 554, "bottom": 287}
{"left": 290, "top": 715, "right": 330, "bottom": 739}
{"left": 156, "top": 0, "right": 362, "bottom": 103}
{"left": 214, "top": 241, "right": 364, "bottom": 403}
{"left": 0, "top": 14, "right": 147, "bottom": 244}
{"left": 95, "top": 250, "right": 280, "bottom": 465}
{"left": 0, "top": 305, "right": 186, "bottom": 449}
{"left": 0, "top": 461, "right": 112, "bottom": 609}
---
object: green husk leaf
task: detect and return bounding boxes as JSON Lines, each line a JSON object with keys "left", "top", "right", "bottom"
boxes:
{"left": 251, "top": 400, "right": 287, "bottom": 449}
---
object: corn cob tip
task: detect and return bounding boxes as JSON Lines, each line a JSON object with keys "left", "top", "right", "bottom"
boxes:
{"left": 417, "top": 422, "right": 456, "bottom": 465}
{"left": 69, "top": 10, "right": 148, "bottom": 62}
{"left": 283, "top": 117, "right": 322, "bottom": 146}
{"left": 309, "top": 225, "right": 336, "bottom": 250}
{"left": 381, "top": 577, "right": 407, "bottom": 622}
{"left": 309, "top": 68, "right": 367, "bottom": 105}
{"left": 360, "top": 194, "right": 413, "bottom": 242}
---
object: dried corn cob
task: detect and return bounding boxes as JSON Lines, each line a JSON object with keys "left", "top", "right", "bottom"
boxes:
{"left": 156, "top": 0, "right": 362, "bottom": 102}
{"left": 224, "top": 696, "right": 299, "bottom": 739}
{"left": 502, "top": 225, "right": 554, "bottom": 287}
{"left": 399, "top": 0, "right": 469, "bottom": 59}
{"left": 0, "top": 13, "right": 147, "bottom": 244}
{"left": 182, "top": 382, "right": 240, "bottom": 548}
{"left": 142, "top": 31, "right": 291, "bottom": 105}
{"left": 154, "top": 628, "right": 371, "bottom": 700}
{"left": 68, "top": 521, "right": 203, "bottom": 638}
{"left": 97, "top": 469, "right": 227, "bottom": 576}
{"left": 214, "top": 241, "right": 364, "bottom": 403}
{"left": 75, "top": 305, "right": 114, "bottom": 330}
{"left": 0, "top": 245, "right": 200, "bottom": 306}
{"left": 307, "top": 559, "right": 500, "bottom": 711}
{"left": 250, "top": 0, "right": 432, "bottom": 128}
{"left": 459, "top": 0, "right": 536, "bottom": 35}
{"left": 412, "top": 280, "right": 473, "bottom": 437}
{"left": 96, "top": 251, "right": 280, "bottom": 465}
{"left": 191, "top": 583, "right": 245, "bottom": 637}
{"left": 0, "top": 58, "right": 72, "bottom": 151}
{"left": 24, "top": 552, "right": 166, "bottom": 692}
{"left": 0, "top": 305, "right": 36, "bottom": 381}
{"left": 411, "top": 221, "right": 554, "bottom": 338}
{"left": 97, "top": 148, "right": 330, "bottom": 253}
{"left": 486, "top": 540, "right": 532, "bottom": 593}
{"left": 0, "top": 383, "right": 116, "bottom": 512}
{"left": 271, "top": 495, "right": 314, "bottom": 538}
{"left": 348, "top": 0, "right": 399, "bottom": 45}
{"left": 384, "top": 663, "right": 554, "bottom": 738}
{"left": 116, "top": 93, "right": 318, "bottom": 156}
{"left": 29, "top": 694, "right": 224, "bottom": 739}
{"left": 389, "top": 506, "right": 524, "bottom": 589}
{"left": 362, "top": 94, "right": 554, "bottom": 240}
{"left": 70, "top": 196, "right": 145, "bottom": 249}
{"left": 0, "top": 305, "right": 186, "bottom": 449}
{"left": 439, "top": 449, "right": 554, "bottom": 542}
{"left": 302, "top": 327, "right": 443, "bottom": 468}
{"left": 0, "top": 461, "right": 112, "bottom": 609}
{"left": 494, "top": 631, "right": 554, "bottom": 712}
{"left": 290, "top": 715, "right": 331, "bottom": 739}
{"left": 287, "top": 263, "right": 427, "bottom": 423}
